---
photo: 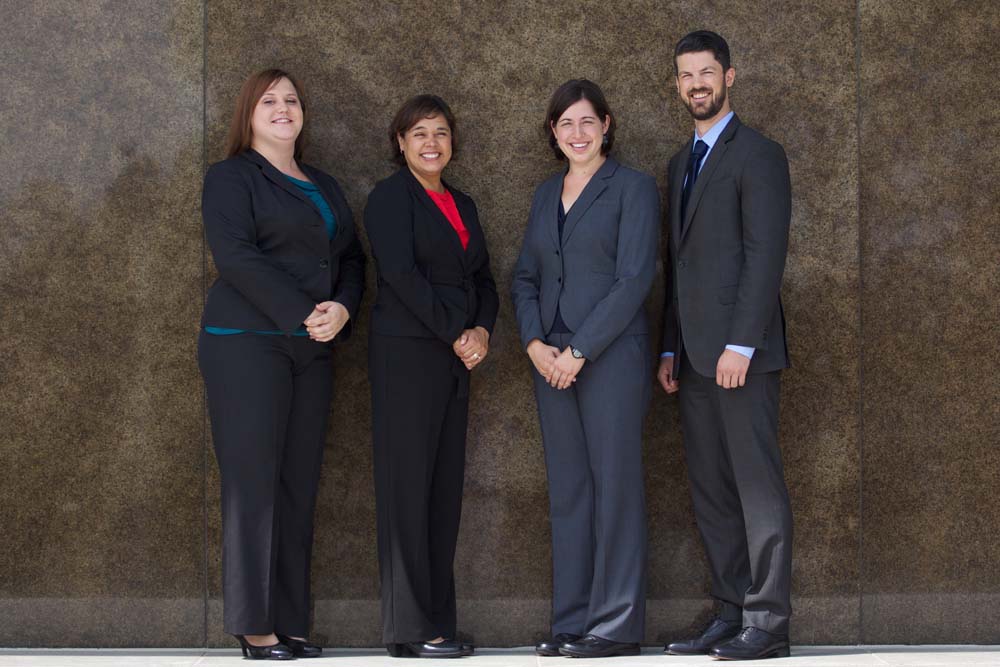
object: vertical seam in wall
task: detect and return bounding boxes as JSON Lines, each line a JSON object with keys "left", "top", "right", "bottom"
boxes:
{"left": 201, "top": 0, "right": 209, "bottom": 650}
{"left": 855, "top": 0, "right": 865, "bottom": 647}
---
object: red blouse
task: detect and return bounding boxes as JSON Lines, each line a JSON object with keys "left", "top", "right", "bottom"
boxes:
{"left": 425, "top": 188, "right": 469, "bottom": 250}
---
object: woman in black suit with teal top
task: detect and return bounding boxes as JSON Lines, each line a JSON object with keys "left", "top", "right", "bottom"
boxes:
{"left": 198, "top": 69, "right": 365, "bottom": 660}
{"left": 364, "top": 95, "right": 498, "bottom": 659}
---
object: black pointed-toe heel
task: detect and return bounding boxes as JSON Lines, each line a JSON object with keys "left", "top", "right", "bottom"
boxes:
{"left": 235, "top": 635, "right": 295, "bottom": 660}
{"left": 276, "top": 634, "right": 322, "bottom": 658}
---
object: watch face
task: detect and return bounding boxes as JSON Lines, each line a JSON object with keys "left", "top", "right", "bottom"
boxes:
{"left": 572, "top": 348, "right": 584, "bottom": 359}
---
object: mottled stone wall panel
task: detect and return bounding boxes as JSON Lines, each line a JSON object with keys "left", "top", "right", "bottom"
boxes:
{"left": 0, "top": 1, "right": 205, "bottom": 647}
{"left": 206, "top": 0, "right": 859, "bottom": 645}
{"left": 859, "top": 1, "right": 1000, "bottom": 643}
{"left": 4, "top": 0, "right": 997, "bottom": 649}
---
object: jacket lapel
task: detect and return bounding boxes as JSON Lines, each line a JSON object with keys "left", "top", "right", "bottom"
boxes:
{"left": 680, "top": 115, "right": 741, "bottom": 244}
{"left": 669, "top": 141, "right": 690, "bottom": 246}
{"left": 243, "top": 149, "right": 321, "bottom": 216}
{"left": 302, "top": 163, "right": 347, "bottom": 242}
{"left": 561, "top": 157, "right": 617, "bottom": 245}
{"left": 451, "top": 188, "right": 480, "bottom": 266}
{"left": 544, "top": 177, "right": 561, "bottom": 248}
{"left": 404, "top": 168, "right": 467, "bottom": 260}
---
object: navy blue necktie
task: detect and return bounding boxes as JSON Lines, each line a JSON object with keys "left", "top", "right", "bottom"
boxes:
{"left": 680, "top": 139, "right": 709, "bottom": 226}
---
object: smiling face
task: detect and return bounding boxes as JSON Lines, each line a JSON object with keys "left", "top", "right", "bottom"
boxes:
{"left": 398, "top": 113, "right": 453, "bottom": 186}
{"left": 250, "top": 77, "right": 303, "bottom": 151}
{"left": 675, "top": 50, "right": 735, "bottom": 122}
{"left": 551, "top": 98, "right": 610, "bottom": 167}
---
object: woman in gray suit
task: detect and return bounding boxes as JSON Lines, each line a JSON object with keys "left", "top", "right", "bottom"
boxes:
{"left": 511, "top": 79, "right": 659, "bottom": 659}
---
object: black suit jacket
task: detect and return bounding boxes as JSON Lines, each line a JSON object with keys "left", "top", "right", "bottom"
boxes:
{"left": 200, "top": 149, "right": 366, "bottom": 340}
{"left": 662, "top": 115, "right": 791, "bottom": 376}
{"left": 363, "top": 167, "right": 498, "bottom": 344}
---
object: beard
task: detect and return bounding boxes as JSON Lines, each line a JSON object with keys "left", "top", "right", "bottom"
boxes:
{"left": 683, "top": 84, "right": 727, "bottom": 120}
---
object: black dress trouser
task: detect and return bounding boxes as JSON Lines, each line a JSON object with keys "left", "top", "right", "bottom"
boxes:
{"left": 198, "top": 331, "right": 333, "bottom": 636}
{"left": 678, "top": 351, "right": 793, "bottom": 634}
{"left": 369, "top": 333, "right": 468, "bottom": 644}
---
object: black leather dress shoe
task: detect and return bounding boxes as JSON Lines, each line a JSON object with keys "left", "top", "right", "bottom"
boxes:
{"left": 536, "top": 633, "right": 581, "bottom": 657}
{"left": 276, "top": 634, "right": 322, "bottom": 658}
{"left": 559, "top": 634, "right": 640, "bottom": 658}
{"left": 665, "top": 617, "right": 742, "bottom": 655}
{"left": 447, "top": 639, "right": 475, "bottom": 656}
{"left": 709, "top": 627, "right": 790, "bottom": 660}
{"left": 385, "top": 639, "right": 464, "bottom": 658}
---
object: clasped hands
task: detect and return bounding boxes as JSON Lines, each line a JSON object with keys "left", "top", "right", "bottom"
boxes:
{"left": 527, "top": 339, "right": 585, "bottom": 390}
{"left": 453, "top": 326, "right": 490, "bottom": 370}
{"left": 657, "top": 348, "right": 751, "bottom": 394}
{"left": 304, "top": 301, "right": 349, "bottom": 342}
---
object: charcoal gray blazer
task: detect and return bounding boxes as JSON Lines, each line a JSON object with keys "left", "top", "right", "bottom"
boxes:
{"left": 511, "top": 157, "right": 660, "bottom": 361}
{"left": 662, "top": 115, "right": 791, "bottom": 376}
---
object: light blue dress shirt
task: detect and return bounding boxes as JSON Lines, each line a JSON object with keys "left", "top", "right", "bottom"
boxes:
{"left": 663, "top": 111, "right": 754, "bottom": 361}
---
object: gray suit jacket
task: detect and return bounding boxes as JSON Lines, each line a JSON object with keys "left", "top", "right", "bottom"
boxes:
{"left": 511, "top": 157, "right": 660, "bottom": 361}
{"left": 662, "top": 114, "right": 792, "bottom": 377}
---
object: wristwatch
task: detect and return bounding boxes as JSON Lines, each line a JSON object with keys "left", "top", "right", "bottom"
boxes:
{"left": 571, "top": 347, "right": 585, "bottom": 360}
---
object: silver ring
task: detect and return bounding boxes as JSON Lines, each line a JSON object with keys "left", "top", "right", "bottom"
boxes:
{"left": 472, "top": 353, "right": 480, "bottom": 360}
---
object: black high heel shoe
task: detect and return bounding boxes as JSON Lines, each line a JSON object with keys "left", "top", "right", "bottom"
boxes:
{"left": 235, "top": 635, "right": 295, "bottom": 660}
{"left": 276, "top": 634, "right": 322, "bottom": 658}
{"left": 385, "top": 639, "right": 464, "bottom": 658}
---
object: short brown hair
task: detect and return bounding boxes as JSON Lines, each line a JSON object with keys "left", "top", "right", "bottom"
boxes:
{"left": 545, "top": 79, "right": 616, "bottom": 160}
{"left": 225, "top": 69, "right": 307, "bottom": 159}
{"left": 388, "top": 94, "right": 458, "bottom": 166}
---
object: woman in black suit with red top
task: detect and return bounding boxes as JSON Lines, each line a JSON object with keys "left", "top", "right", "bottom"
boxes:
{"left": 198, "top": 69, "right": 365, "bottom": 660}
{"left": 364, "top": 95, "right": 498, "bottom": 659}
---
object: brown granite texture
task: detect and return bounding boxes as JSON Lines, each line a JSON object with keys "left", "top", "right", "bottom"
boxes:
{"left": 0, "top": 1, "right": 205, "bottom": 648}
{"left": 2, "top": 0, "right": 997, "bottom": 649}
{"left": 859, "top": 1, "right": 1000, "bottom": 644}
{"left": 202, "top": 0, "right": 861, "bottom": 646}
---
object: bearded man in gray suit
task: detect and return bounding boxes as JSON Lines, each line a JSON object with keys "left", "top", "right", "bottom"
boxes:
{"left": 659, "top": 30, "right": 794, "bottom": 661}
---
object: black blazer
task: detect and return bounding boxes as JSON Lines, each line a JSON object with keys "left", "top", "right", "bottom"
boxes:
{"left": 363, "top": 167, "right": 498, "bottom": 344}
{"left": 201, "top": 149, "right": 366, "bottom": 340}
{"left": 662, "top": 115, "right": 791, "bottom": 376}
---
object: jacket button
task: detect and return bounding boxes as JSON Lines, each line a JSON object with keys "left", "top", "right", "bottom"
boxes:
{"left": 555, "top": 250, "right": 560, "bottom": 256}
{"left": 679, "top": 260, "right": 687, "bottom": 269}
{"left": 319, "top": 259, "right": 329, "bottom": 269}
{"left": 557, "top": 277, "right": 562, "bottom": 283}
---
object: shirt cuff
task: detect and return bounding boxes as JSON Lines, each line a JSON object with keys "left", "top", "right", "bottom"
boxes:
{"left": 660, "top": 352, "right": 674, "bottom": 358}
{"left": 725, "top": 344, "right": 755, "bottom": 359}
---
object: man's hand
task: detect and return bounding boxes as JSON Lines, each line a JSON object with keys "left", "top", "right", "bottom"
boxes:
{"left": 658, "top": 356, "right": 680, "bottom": 394}
{"left": 526, "top": 339, "right": 560, "bottom": 380}
{"left": 454, "top": 326, "right": 490, "bottom": 370}
{"left": 304, "top": 301, "right": 349, "bottom": 342}
{"left": 716, "top": 349, "right": 750, "bottom": 389}
{"left": 549, "top": 347, "right": 585, "bottom": 390}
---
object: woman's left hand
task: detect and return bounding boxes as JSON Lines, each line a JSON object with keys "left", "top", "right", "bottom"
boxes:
{"left": 454, "top": 326, "right": 490, "bottom": 370}
{"left": 549, "top": 347, "right": 585, "bottom": 390}
{"left": 305, "top": 301, "right": 350, "bottom": 342}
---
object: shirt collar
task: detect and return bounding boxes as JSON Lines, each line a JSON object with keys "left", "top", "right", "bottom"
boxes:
{"left": 694, "top": 110, "right": 735, "bottom": 151}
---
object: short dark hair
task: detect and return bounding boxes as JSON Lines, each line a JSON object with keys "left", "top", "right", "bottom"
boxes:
{"left": 544, "top": 79, "right": 616, "bottom": 161}
{"left": 226, "top": 69, "right": 307, "bottom": 159}
{"left": 388, "top": 94, "right": 458, "bottom": 166}
{"left": 674, "top": 30, "right": 732, "bottom": 74}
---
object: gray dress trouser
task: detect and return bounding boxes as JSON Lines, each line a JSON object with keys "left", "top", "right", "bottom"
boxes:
{"left": 532, "top": 331, "right": 651, "bottom": 643}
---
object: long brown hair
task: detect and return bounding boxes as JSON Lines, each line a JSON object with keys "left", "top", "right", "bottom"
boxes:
{"left": 224, "top": 68, "right": 307, "bottom": 159}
